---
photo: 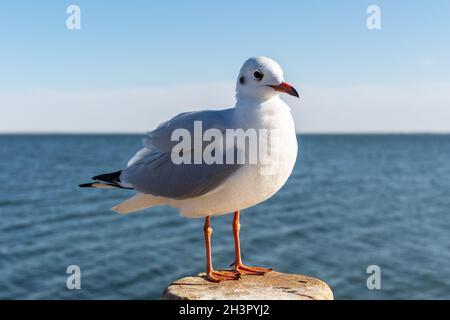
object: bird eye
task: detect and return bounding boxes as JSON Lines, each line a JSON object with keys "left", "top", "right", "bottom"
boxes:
{"left": 253, "top": 70, "right": 264, "bottom": 81}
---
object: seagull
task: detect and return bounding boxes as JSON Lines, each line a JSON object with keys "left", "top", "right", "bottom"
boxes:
{"left": 80, "top": 57, "right": 299, "bottom": 282}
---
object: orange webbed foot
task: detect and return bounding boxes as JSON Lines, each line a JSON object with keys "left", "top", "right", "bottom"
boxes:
{"left": 206, "top": 270, "right": 241, "bottom": 282}
{"left": 235, "top": 263, "right": 272, "bottom": 275}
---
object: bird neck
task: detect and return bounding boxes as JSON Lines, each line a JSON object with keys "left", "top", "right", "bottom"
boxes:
{"left": 235, "top": 93, "right": 280, "bottom": 110}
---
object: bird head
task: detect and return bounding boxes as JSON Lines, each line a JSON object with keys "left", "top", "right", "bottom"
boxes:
{"left": 236, "top": 56, "right": 299, "bottom": 101}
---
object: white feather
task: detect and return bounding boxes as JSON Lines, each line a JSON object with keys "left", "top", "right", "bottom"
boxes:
{"left": 112, "top": 193, "right": 165, "bottom": 214}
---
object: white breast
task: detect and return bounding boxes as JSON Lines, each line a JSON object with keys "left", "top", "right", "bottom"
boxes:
{"left": 175, "top": 97, "right": 298, "bottom": 218}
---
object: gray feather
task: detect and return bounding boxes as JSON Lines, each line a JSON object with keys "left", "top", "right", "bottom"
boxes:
{"left": 121, "top": 108, "right": 242, "bottom": 199}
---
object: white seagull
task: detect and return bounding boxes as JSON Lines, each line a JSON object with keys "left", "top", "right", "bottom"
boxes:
{"left": 80, "top": 57, "right": 299, "bottom": 282}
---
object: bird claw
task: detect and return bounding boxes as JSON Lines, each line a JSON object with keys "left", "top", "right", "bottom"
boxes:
{"left": 206, "top": 270, "right": 241, "bottom": 282}
{"left": 235, "top": 264, "right": 272, "bottom": 275}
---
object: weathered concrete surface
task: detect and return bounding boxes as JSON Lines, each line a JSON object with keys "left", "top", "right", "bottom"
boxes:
{"left": 162, "top": 271, "right": 333, "bottom": 300}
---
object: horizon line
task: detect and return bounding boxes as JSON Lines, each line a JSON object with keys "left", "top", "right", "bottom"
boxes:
{"left": 1, "top": 131, "right": 450, "bottom": 135}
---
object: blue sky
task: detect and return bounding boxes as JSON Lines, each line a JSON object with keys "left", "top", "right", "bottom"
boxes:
{"left": 0, "top": 1, "right": 449, "bottom": 132}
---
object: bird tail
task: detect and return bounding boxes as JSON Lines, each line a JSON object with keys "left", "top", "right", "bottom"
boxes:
{"left": 80, "top": 171, "right": 162, "bottom": 214}
{"left": 79, "top": 170, "right": 132, "bottom": 189}
{"left": 112, "top": 193, "right": 165, "bottom": 214}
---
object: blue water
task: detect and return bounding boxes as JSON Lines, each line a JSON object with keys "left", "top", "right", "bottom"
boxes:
{"left": 0, "top": 134, "right": 449, "bottom": 299}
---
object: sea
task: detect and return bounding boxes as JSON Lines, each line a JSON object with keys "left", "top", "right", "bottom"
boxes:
{"left": 0, "top": 134, "right": 449, "bottom": 299}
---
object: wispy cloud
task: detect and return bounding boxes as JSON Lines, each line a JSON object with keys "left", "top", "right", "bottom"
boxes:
{"left": 418, "top": 58, "right": 438, "bottom": 66}
{"left": 0, "top": 83, "right": 235, "bottom": 133}
{"left": 293, "top": 83, "right": 450, "bottom": 133}
{"left": 1, "top": 82, "right": 450, "bottom": 133}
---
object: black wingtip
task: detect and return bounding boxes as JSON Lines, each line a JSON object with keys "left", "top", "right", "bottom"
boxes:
{"left": 79, "top": 183, "right": 94, "bottom": 188}
{"left": 92, "top": 170, "right": 122, "bottom": 183}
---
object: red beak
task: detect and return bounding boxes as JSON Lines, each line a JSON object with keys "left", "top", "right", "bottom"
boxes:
{"left": 268, "top": 82, "right": 299, "bottom": 98}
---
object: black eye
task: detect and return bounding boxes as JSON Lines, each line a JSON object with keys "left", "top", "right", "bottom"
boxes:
{"left": 253, "top": 70, "right": 264, "bottom": 81}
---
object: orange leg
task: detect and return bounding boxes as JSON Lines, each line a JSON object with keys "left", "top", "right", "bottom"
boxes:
{"left": 232, "top": 210, "right": 272, "bottom": 275}
{"left": 204, "top": 216, "right": 240, "bottom": 282}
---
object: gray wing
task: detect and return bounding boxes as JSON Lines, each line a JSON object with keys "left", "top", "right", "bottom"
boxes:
{"left": 121, "top": 108, "right": 242, "bottom": 200}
